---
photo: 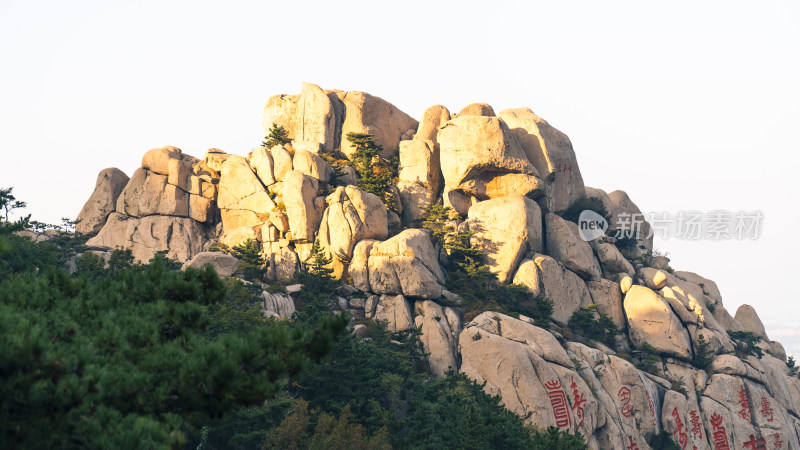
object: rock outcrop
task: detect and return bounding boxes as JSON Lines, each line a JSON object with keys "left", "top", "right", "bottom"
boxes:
{"left": 76, "top": 168, "right": 130, "bottom": 235}
{"left": 76, "top": 84, "right": 800, "bottom": 450}
{"left": 498, "top": 108, "right": 585, "bottom": 213}
{"left": 438, "top": 115, "right": 542, "bottom": 215}
{"left": 352, "top": 229, "right": 445, "bottom": 299}
{"left": 466, "top": 195, "right": 542, "bottom": 284}
{"left": 181, "top": 251, "right": 239, "bottom": 277}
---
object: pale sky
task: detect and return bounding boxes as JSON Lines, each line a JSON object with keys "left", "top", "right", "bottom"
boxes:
{"left": 2, "top": 1, "right": 799, "bottom": 354}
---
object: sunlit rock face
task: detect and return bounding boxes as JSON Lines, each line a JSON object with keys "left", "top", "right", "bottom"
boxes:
{"left": 75, "top": 84, "right": 800, "bottom": 450}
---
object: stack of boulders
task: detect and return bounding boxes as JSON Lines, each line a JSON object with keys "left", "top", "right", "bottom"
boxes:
{"left": 75, "top": 83, "right": 800, "bottom": 449}
{"left": 82, "top": 146, "right": 219, "bottom": 262}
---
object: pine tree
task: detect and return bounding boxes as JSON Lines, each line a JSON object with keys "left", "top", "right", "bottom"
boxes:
{"left": 345, "top": 133, "right": 398, "bottom": 211}
{"left": 263, "top": 123, "right": 291, "bottom": 149}
{"left": 231, "top": 239, "right": 268, "bottom": 281}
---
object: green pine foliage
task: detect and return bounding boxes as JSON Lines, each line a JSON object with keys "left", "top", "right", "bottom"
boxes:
{"left": 263, "top": 123, "right": 291, "bottom": 149}
{"left": 421, "top": 204, "right": 553, "bottom": 325}
{"left": 0, "top": 186, "right": 28, "bottom": 222}
{"left": 293, "top": 240, "right": 338, "bottom": 326}
{"left": 567, "top": 304, "right": 621, "bottom": 347}
{"left": 693, "top": 333, "right": 714, "bottom": 369}
{"left": 648, "top": 431, "right": 682, "bottom": 450}
{"left": 0, "top": 234, "right": 348, "bottom": 448}
{"left": 728, "top": 330, "right": 764, "bottom": 358}
{"left": 345, "top": 133, "right": 399, "bottom": 211}
{"left": 787, "top": 356, "right": 799, "bottom": 377}
{"left": 231, "top": 239, "right": 268, "bottom": 282}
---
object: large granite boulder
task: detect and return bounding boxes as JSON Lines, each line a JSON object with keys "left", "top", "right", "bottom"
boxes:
{"left": 317, "top": 186, "right": 388, "bottom": 277}
{"left": 414, "top": 300, "right": 461, "bottom": 377}
{"left": 513, "top": 254, "right": 593, "bottom": 324}
{"left": 362, "top": 229, "right": 445, "bottom": 299}
{"left": 76, "top": 168, "right": 129, "bottom": 234}
{"left": 263, "top": 82, "right": 337, "bottom": 152}
{"left": 544, "top": 213, "right": 601, "bottom": 280}
{"left": 734, "top": 304, "right": 768, "bottom": 339}
{"left": 438, "top": 115, "right": 541, "bottom": 215}
{"left": 498, "top": 108, "right": 585, "bottom": 213}
{"left": 181, "top": 251, "right": 239, "bottom": 277}
{"left": 217, "top": 155, "right": 275, "bottom": 246}
{"left": 608, "top": 190, "right": 653, "bottom": 252}
{"left": 339, "top": 91, "right": 418, "bottom": 159}
{"left": 397, "top": 139, "right": 442, "bottom": 223}
{"left": 466, "top": 195, "right": 543, "bottom": 284}
{"left": 282, "top": 171, "right": 325, "bottom": 243}
{"left": 414, "top": 104, "right": 451, "bottom": 145}
{"left": 624, "top": 285, "right": 693, "bottom": 360}
{"left": 86, "top": 213, "right": 209, "bottom": 263}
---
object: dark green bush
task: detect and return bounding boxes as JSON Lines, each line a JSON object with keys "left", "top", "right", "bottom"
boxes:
{"left": 728, "top": 330, "right": 763, "bottom": 359}
{"left": 567, "top": 304, "right": 620, "bottom": 347}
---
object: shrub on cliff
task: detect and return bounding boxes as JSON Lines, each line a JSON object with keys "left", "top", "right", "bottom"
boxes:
{"left": 263, "top": 123, "right": 291, "bottom": 149}
{"left": 345, "top": 132, "right": 399, "bottom": 211}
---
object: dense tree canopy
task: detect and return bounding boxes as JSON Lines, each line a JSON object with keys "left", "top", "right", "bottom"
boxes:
{"left": 0, "top": 233, "right": 348, "bottom": 448}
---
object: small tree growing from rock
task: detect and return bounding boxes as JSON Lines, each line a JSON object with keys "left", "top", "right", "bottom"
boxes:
{"left": 230, "top": 239, "right": 268, "bottom": 282}
{"left": 345, "top": 132, "right": 399, "bottom": 211}
{"left": 263, "top": 123, "right": 291, "bottom": 149}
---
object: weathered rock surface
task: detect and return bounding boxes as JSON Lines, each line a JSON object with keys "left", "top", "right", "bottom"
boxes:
{"left": 317, "top": 186, "right": 387, "bottom": 277}
{"left": 544, "top": 213, "right": 601, "bottom": 280}
{"left": 438, "top": 115, "right": 540, "bottom": 215}
{"left": 263, "top": 82, "right": 337, "bottom": 153}
{"left": 262, "top": 291, "right": 296, "bottom": 318}
{"left": 77, "top": 168, "right": 130, "bottom": 234}
{"left": 595, "top": 242, "right": 634, "bottom": 277}
{"left": 217, "top": 155, "right": 274, "bottom": 246}
{"left": 460, "top": 312, "right": 602, "bottom": 436}
{"left": 414, "top": 300, "right": 461, "bottom": 377}
{"left": 608, "top": 190, "right": 652, "bottom": 252}
{"left": 519, "top": 254, "right": 593, "bottom": 324}
{"left": 86, "top": 213, "right": 209, "bottom": 262}
{"left": 282, "top": 171, "right": 324, "bottom": 243}
{"left": 586, "top": 278, "right": 627, "bottom": 332}
{"left": 734, "top": 304, "right": 768, "bottom": 339}
{"left": 397, "top": 139, "right": 442, "bottom": 223}
{"left": 414, "top": 104, "right": 451, "bottom": 145}
{"left": 181, "top": 251, "right": 239, "bottom": 277}
{"left": 624, "top": 285, "right": 692, "bottom": 360}
{"left": 365, "top": 229, "right": 445, "bottom": 299}
{"left": 466, "top": 195, "right": 542, "bottom": 284}
{"left": 456, "top": 102, "right": 495, "bottom": 117}
{"left": 339, "top": 91, "right": 418, "bottom": 159}
{"left": 499, "top": 108, "right": 585, "bottom": 213}
{"left": 374, "top": 294, "right": 414, "bottom": 332}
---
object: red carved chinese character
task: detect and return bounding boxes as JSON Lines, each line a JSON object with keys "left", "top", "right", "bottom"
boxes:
{"left": 618, "top": 386, "right": 634, "bottom": 418}
{"left": 760, "top": 397, "right": 774, "bottom": 422}
{"left": 743, "top": 434, "right": 766, "bottom": 450}
{"left": 626, "top": 436, "right": 639, "bottom": 450}
{"left": 710, "top": 413, "right": 730, "bottom": 450}
{"left": 671, "top": 408, "right": 688, "bottom": 450}
{"left": 646, "top": 390, "right": 657, "bottom": 426}
{"left": 570, "top": 377, "right": 586, "bottom": 429}
{"left": 773, "top": 432, "right": 783, "bottom": 448}
{"left": 738, "top": 384, "right": 752, "bottom": 422}
{"left": 689, "top": 410, "right": 702, "bottom": 439}
{"left": 545, "top": 379, "right": 572, "bottom": 428}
